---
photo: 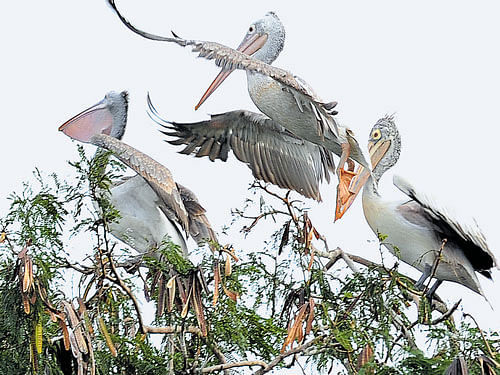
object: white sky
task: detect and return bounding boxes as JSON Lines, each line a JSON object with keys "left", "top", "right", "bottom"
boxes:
{"left": 2, "top": 0, "right": 500, "bottom": 342}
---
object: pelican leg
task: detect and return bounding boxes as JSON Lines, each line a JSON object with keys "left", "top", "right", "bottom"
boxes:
{"left": 414, "top": 264, "right": 432, "bottom": 290}
{"left": 425, "top": 280, "right": 443, "bottom": 299}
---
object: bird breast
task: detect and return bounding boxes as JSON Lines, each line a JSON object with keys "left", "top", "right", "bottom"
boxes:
{"left": 247, "top": 72, "right": 319, "bottom": 136}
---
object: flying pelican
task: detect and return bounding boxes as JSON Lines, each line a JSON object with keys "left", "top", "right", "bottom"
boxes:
{"left": 147, "top": 95, "right": 336, "bottom": 202}
{"left": 360, "top": 116, "right": 497, "bottom": 297}
{"left": 106, "top": 1, "right": 369, "bottom": 188}
{"left": 59, "top": 91, "right": 216, "bottom": 258}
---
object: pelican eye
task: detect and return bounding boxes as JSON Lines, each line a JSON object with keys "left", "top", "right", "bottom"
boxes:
{"left": 371, "top": 129, "right": 382, "bottom": 140}
{"left": 248, "top": 25, "right": 255, "bottom": 33}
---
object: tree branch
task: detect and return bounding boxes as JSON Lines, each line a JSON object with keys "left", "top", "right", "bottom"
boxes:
{"left": 144, "top": 325, "right": 201, "bottom": 335}
{"left": 202, "top": 360, "right": 267, "bottom": 373}
{"left": 252, "top": 336, "right": 323, "bottom": 375}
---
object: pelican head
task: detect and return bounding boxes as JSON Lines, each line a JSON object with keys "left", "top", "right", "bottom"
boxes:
{"left": 242, "top": 11, "right": 285, "bottom": 64}
{"left": 195, "top": 12, "right": 285, "bottom": 110}
{"left": 368, "top": 115, "right": 401, "bottom": 184}
{"left": 59, "top": 91, "right": 128, "bottom": 143}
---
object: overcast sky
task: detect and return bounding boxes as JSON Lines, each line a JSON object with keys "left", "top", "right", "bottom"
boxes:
{"left": 2, "top": 0, "right": 499, "bottom": 332}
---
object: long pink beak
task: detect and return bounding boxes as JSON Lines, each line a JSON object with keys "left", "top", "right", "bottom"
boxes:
{"left": 194, "top": 33, "right": 268, "bottom": 110}
{"left": 58, "top": 99, "right": 112, "bottom": 143}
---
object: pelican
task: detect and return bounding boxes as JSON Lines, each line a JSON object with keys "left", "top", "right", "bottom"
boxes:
{"left": 59, "top": 91, "right": 216, "bottom": 258}
{"left": 147, "top": 95, "right": 335, "bottom": 201}
{"left": 360, "top": 116, "right": 497, "bottom": 297}
{"left": 106, "top": 1, "right": 369, "bottom": 185}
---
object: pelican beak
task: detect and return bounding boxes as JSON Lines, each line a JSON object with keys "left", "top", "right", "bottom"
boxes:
{"left": 194, "top": 33, "right": 269, "bottom": 110}
{"left": 335, "top": 164, "right": 371, "bottom": 221}
{"left": 368, "top": 140, "right": 391, "bottom": 169}
{"left": 58, "top": 99, "right": 113, "bottom": 143}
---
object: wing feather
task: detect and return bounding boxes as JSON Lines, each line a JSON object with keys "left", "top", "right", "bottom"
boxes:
{"left": 91, "top": 134, "right": 190, "bottom": 233}
{"left": 393, "top": 175, "right": 497, "bottom": 274}
{"left": 149, "top": 102, "right": 335, "bottom": 201}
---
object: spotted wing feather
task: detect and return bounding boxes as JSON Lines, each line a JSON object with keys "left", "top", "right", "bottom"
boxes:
{"left": 91, "top": 133, "right": 189, "bottom": 233}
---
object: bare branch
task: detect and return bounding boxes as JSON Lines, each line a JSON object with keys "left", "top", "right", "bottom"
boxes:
{"left": 103, "top": 251, "right": 146, "bottom": 334}
{"left": 252, "top": 336, "right": 323, "bottom": 375}
{"left": 144, "top": 325, "right": 202, "bottom": 335}
{"left": 202, "top": 360, "right": 267, "bottom": 373}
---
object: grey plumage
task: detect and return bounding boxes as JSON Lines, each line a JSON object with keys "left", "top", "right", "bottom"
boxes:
{"left": 106, "top": 0, "right": 368, "bottom": 169}
{"left": 148, "top": 97, "right": 336, "bottom": 201}
{"left": 91, "top": 133, "right": 189, "bottom": 233}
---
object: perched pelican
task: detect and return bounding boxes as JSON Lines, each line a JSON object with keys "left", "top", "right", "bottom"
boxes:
{"left": 147, "top": 95, "right": 335, "bottom": 201}
{"left": 106, "top": 0, "right": 369, "bottom": 178}
{"left": 59, "top": 91, "right": 216, "bottom": 258}
{"left": 361, "top": 116, "right": 497, "bottom": 297}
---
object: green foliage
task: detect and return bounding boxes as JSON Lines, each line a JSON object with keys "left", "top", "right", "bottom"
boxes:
{"left": 0, "top": 147, "right": 499, "bottom": 375}
{"left": 0, "top": 258, "right": 31, "bottom": 374}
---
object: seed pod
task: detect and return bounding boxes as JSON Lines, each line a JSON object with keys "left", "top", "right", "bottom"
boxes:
{"left": 35, "top": 320, "right": 43, "bottom": 354}
{"left": 157, "top": 273, "right": 165, "bottom": 317}
{"left": 98, "top": 317, "right": 117, "bottom": 357}
{"left": 59, "top": 319, "right": 71, "bottom": 351}
{"left": 166, "top": 276, "right": 176, "bottom": 313}
{"left": 224, "top": 254, "right": 232, "bottom": 276}
{"left": 23, "top": 256, "right": 33, "bottom": 293}
{"left": 213, "top": 263, "right": 220, "bottom": 306}
{"left": 22, "top": 292, "right": 30, "bottom": 314}
{"left": 62, "top": 301, "right": 88, "bottom": 354}
{"left": 356, "top": 344, "right": 374, "bottom": 372}
{"left": 181, "top": 284, "right": 193, "bottom": 318}
{"left": 192, "top": 283, "right": 207, "bottom": 337}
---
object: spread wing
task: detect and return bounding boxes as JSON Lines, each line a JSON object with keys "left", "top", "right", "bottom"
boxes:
{"left": 148, "top": 98, "right": 335, "bottom": 201}
{"left": 394, "top": 175, "right": 497, "bottom": 276}
{"left": 91, "top": 133, "right": 190, "bottom": 233}
{"left": 106, "top": 0, "right": 340, "bottom": 139}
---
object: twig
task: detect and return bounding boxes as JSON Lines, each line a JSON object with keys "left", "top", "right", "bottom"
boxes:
{"left": 388, "top": 298, "right": 461, "bottom": 361}
{"left": 202, "top": 338, "right": 230, "bottom": 375}
{"left": 240, "top": 210, "right": 289, "bottom": 233}
{"left": 104, "top": 251, "right": 146, "bottom": 334}
{"left": 424, "top": 239, "right": 447, "bottom": 292}
{"left": 389, "top": 308, "right": 416, "bottom": 349}
{"left": 314, "top": 247, "right": 343, "bottom": 269}
{"left": 252, "top": 181, "right": 299, "bottom": 224}
{"left": 202, "top": 360, "right": 267, "bottom": 373}
{"left": 463, "top": 313, "right": 500, "bottom": 367}
{"left": 253, "top": 336, "right": 323, "bottom": 375}
{"left": 144, "top": 325, "right": 202, "bottom": 335}
{"left": 431, "top": 299, "right": 461, "bottom": 325}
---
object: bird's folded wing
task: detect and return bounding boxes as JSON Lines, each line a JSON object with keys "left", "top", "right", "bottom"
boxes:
{"left": 91, "top": 133, "right": 190, "bottom": 233}
{"left": 393, "top": 174, "right": 497, "bottom": 272}
{"left": 176, "top": 183, "right": 217, "bottom": 246}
